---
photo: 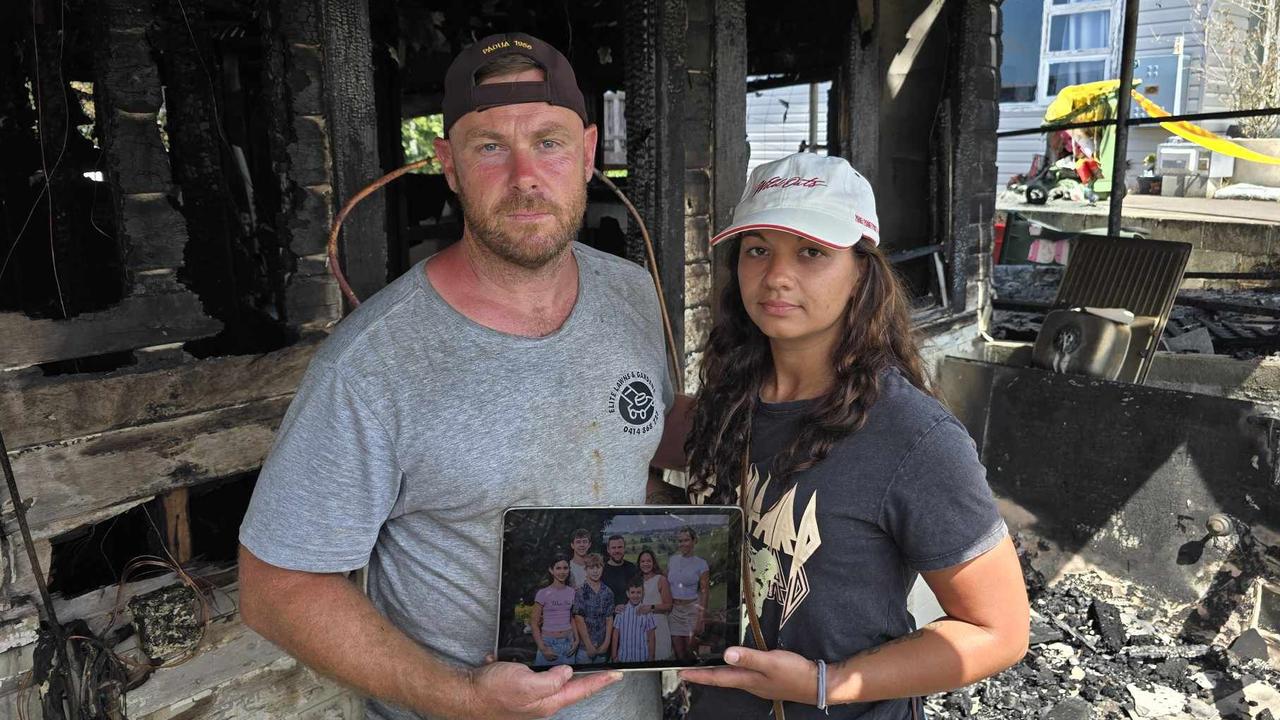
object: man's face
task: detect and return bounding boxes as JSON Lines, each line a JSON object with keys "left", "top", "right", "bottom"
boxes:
{"left": 434, "top": 68, "right": 598, "bottom": 270}
{"left": 608, "top": 538, "right": 625, "bottom": 563}
{"left": 572, "top": 536, "right": 591, "bottom": 557}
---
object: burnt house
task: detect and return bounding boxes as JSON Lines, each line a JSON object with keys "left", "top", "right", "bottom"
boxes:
{"left": 4, "top": 0, "right": 1275, "bottom": 718}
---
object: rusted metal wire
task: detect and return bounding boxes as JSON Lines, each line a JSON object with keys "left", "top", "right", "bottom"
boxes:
{"left": 326, "top": 163, "right": 685, "bottom": 394}
{"left": 325, "top": 158, "right": 433, "bottom": 308}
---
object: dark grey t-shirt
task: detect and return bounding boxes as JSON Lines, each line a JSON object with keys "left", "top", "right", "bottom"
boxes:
{"left": 601, "top": 559, "right": 639, "bottom": 602}
{"left": 687, "top": 369, "right": 1006, "bottom": 720}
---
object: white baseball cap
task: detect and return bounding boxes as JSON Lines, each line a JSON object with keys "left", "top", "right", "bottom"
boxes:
{"left": 710, "top": 152, "right": 880, "bottom": 248}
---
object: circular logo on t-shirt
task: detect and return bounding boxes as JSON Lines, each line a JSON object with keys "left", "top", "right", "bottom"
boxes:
{"left": 608, "top": 371, "right": 659, "bottom": 435}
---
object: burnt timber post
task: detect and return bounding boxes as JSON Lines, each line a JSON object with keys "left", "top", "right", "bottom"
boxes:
{"left": 624, "top": 0, "right": 686, "bottom": 363}
{"left": 707, "top": 0, "right": 748, "bottom": 336}
{"left": 684, "top": 0, "right": 747, "bottom": 383}
{"left": 838, "top": 0, "right": 881, "bottom": 193}
{"left": 319, "top": 0, "right": 387, "bottom": 303}
{"left": 948, "top": 0, "right": 1002, "bottom": 314}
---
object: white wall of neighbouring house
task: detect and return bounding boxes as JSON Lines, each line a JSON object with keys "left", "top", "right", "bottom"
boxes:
{"left": 996, "top": 0, "right": 1242, "bottom": 190}
{"left": 744, "top": 80, "right": 832, "bottom": 175}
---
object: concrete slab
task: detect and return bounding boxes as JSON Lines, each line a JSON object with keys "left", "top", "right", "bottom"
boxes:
{"left": 998, "top": 194, "right": 1280, "bottom": 225}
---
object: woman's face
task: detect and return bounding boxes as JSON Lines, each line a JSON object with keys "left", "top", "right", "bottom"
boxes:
{"left": 677, "top": 532, "right": 694, "bottom": 555}
{"left": 639, "top": 554, "right": 654, "bottom": 574}
{"left": 737, "top": 229, "right": 859, "bottom": 347}
{"left": 550, "top": 560, "right": 570, "bottom": 583}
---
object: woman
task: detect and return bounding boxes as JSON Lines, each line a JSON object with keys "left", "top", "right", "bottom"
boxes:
{"left": 679, "top": 153, "right": 1029, "bottom": 719}
{"left": 666, "top": 526, "right": 710, "bottom": 661}
{"left": 530, "top": 552, "right": 578, "bottom": 667}
{"left": 636, "top": 547, "right": 674, "bottom": 660}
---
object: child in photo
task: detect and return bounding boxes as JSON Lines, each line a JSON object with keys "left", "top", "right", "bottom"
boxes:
{"left": 568, "top": 528, "right": 592, "bottom": 588}
{"left": 531, "top": 552, "right": 578, "bottom": 666}
{"left": 571, "top": 553, "right": 615, "bottom": 664}
{"left": 612, "top": 576, "right": 657, "bottom": 663}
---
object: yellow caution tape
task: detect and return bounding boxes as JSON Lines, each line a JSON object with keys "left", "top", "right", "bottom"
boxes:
{"left": 1041, "top": 80, "right": 1280, "bottom": 165}
{"left": 1129, "top": 91, "right": 1280, "bottom": 166}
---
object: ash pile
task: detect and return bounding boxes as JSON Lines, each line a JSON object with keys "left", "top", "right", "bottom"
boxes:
{"left": 928, "top": 538, "right": 1280, "bottom": 719}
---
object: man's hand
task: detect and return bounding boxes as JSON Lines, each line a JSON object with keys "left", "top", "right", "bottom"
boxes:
{"left": 467, "top": 662, "right": 621, "bottom": 720}
{"left": 680, "top": 647, "right": 816, "bottom": 704}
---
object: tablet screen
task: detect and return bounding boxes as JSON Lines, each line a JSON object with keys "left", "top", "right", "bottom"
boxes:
{"left": 497, "top": 506, "right": 743, "bottom": 672}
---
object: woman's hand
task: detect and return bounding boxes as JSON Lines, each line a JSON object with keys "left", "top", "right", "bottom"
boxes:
{"left": 567, "top": 638, "right": 579, "bottom": 656}
{"left": 638, "top": 604, "right": 653, "bottom": 615}
{"left": 680, "top": 647, "right": 817, "bottom": 704}
{"left": 539, "top": 644, "right": 557, "bottom": 661}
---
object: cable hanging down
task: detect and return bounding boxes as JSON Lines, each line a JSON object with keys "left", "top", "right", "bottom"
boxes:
{"left": 325, "top": 163, "right": 686, "bottom": 395}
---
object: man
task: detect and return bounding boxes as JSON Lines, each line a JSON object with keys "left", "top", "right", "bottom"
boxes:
{"left": 601, "top": 534, "right": 638, "bottom": 603}
{"left": 238, "top": 32, "right": 686, "bottom": 720}
{"left": 567, "top": 528, "right": 592, "bottom": 589}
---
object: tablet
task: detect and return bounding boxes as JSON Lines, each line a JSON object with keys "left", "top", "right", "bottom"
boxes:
{"left": 496, "top": 505, "right": 743, "bottom": 672}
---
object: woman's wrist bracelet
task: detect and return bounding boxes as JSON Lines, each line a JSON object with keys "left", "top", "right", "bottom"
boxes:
{"left": 816, "top": 659, "right": 829, "bottom": 713}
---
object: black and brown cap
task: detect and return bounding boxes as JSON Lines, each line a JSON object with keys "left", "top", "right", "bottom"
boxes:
{"left": 442, "top": 32, "right": 588, "bottom": 136}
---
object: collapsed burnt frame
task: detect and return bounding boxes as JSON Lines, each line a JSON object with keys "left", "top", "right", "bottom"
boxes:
{"left": 497, "top": 506, "right": 743, "bottom": 671}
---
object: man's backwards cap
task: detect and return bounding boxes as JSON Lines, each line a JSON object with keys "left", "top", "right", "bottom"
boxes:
{"left": 442, "top": 32, "right": 588, "bottom": 136}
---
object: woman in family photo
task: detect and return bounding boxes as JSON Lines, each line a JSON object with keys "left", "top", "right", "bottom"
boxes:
{"left": 530, "top": 552, "right": 578, "bottom": 667}
{"left": 636, "top": 547, "right": 674, "bottom": 661}
{"left": 666, "top": 526, "right": 710, "bottom": 661}
{"left": 680, "top": 152, "right": 1029, "bottom": 718}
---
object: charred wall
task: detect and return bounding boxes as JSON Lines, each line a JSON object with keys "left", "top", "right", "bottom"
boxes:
{"left": 0, "top": 0, "right": 358, "bottom": 716}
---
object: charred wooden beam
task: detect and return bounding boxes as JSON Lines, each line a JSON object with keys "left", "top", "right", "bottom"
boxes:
{"left": 0, "top": 335, "right": 318, "bottom": 449}
{"left": 261, "top": 0, "right": 341, "bottom": 330}
{"left": 152, "top": 1, "right": 250, "bottom": 334}
{"left": 946, "top": 0, "right": 1002, "bottom": 314}
{"left": 318, "top": 0, "right": 387, "bottom": 303}
{"left": 4, "top": 394, "right": 291, "bottom": 535}
{"left": 624, "top": 0, "right": 686, "bottom": 356}
{"left": 159, "top": 488, "right": 192, "bottom": 565}
{"left": 709, "top": 0, "right": 747, "bottom": 318}
{"left": 0, "top": 276, "right": 220, "bottom": 371}
{"left": 837, "top": 0, "right": 880, "bottom": 190}
{"left": 29, "top": 1, "right": 77, "bottom": 318}
{"left": 711, "top": 0, "right": 747, "bottom": 237}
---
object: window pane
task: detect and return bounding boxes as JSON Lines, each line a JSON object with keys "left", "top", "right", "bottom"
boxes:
{"left": 1000, "top": 0, "right": 1044, "bottom": 102}
{"left": 1049, "top": 11, "right": 1111, "bottom": 51}
{"left": 1047, "top": 60, "right": 1107, "bottom": 95}
{"left": 1052, "top": 0, "right": 1098, "bottom": 4}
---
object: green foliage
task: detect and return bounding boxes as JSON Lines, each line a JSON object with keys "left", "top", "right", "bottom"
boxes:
{"left": 401, "top": 114, "right": 444, "bottom": 173}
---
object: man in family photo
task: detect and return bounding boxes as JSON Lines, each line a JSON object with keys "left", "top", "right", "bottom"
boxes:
{"left": 601, "top": 534, "right": 639, "bottom": 603}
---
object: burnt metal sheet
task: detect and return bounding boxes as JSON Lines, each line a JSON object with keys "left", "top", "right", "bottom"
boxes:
{"left": 1052, "top": 236, "right": 1192, "bottom": 384}
{"left": 943, "top": 357, "right": 1278, "bottom": 604}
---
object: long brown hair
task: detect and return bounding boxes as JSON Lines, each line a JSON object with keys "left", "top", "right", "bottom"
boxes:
{"left": 685, "top": 236, "right": 932, "bottom": 504}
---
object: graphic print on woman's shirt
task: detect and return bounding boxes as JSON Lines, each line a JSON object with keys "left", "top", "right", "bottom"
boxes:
{"left": 744, "top": 464, "right": 822, "bottom": 628}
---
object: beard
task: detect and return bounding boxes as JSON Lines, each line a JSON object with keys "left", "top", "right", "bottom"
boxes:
{"left": 457, "top": 180, "right": 587, "bottom": 270}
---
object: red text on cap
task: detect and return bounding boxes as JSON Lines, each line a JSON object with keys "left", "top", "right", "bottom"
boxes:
{"left": 750, "top": 176, "right": 827, "bottom": 197}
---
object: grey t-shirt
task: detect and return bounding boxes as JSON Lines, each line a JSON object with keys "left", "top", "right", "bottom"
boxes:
{"left": 240, "top": 243, "right": 673, "bottom": 720}
{"left": 687, "top": 369, "right": 1007, "bottom": 720}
